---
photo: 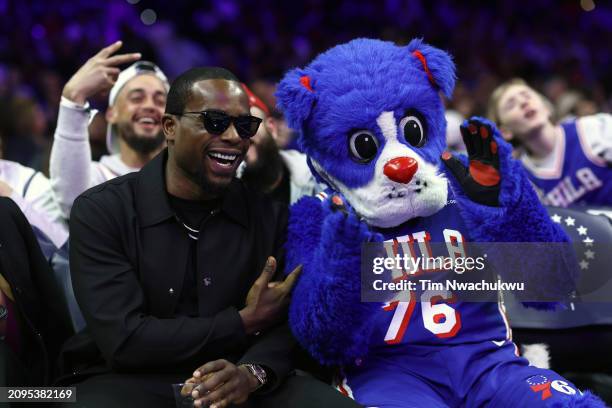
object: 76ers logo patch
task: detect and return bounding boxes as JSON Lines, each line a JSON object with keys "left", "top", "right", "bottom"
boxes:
{"left": 527, "top": 375, "right": 552, "bottom": 400}
{"left": 527, "top": 375, "right": 578, "bottom": 400}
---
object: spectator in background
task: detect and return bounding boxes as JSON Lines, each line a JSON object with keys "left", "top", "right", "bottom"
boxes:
{"left": 240, "top": 84, "right": 321, "bottom": 205}
{"left": 268, "top": 108, "right": 298, "bottom": 151}
{"left": 488, "top": 78, "right": 612, "bottom": 207}
{"left": 556, "top": 90, "right": 600, "bottom": 121}
{"left": 247, "top": 81, "right": 300, "bottom": 151}
{"left": 445, "top": 109, "right": 467, "bottom": 154}
{"left": 49, "top": 41, "right": 168, "bottom": 218}
{"left": 0, "top": 134, "right": 68, "bottom": 249}
{"left": 1, "top": 96, "right": 49, "bottom": 172}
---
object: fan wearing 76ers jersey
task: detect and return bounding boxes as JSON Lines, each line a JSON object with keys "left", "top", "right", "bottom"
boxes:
{"left": 488, "top": 78, "right": 612, "bottom": 208}
{"left": 276, "top": 39, "right": 605, "bottom": 407}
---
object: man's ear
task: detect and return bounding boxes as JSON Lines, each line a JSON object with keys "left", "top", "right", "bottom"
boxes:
{"left": 406, "top": 39, "right": 456, "bottom": 99}
{"left": 105, "top": 106, "right": 118, "bottom": 125}
{"left": 275, "top": 68, "right": 317, "bottom": 134}
{"left": 162, "top": 114, "right": 176, "bottom": 145}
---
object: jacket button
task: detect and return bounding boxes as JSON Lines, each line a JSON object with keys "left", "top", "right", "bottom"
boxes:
{"left": 203, "top": 278, "right": 212, "bottom": 286}
{"left": 168, "top": 288, "right": 175, "bottom": 295}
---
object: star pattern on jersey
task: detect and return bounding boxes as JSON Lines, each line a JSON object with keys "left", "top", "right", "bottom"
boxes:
{"left": 550, "top": 213, "right": 596, "bottom": 272}
{"left": 526, "top": 375, "right": 549, "bottom": 386}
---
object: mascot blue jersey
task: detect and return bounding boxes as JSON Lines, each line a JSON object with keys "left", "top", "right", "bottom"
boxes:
{"left": 524, "top": 119, "right": 612, "bottom": 207}
{"left": 369, "top": 190, "right": 512, "bottom": 351}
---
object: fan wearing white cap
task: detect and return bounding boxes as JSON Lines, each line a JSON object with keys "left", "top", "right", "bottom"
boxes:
{"left": 49, "top": 41, "right": 170, "bottom": 218}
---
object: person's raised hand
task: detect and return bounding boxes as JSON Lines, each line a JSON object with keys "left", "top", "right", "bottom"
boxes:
{"left": 239, "top": 257, "right": 302, "bottom": 334}
{"left": 62, "top": 41, "right": 141, "bottom": 106}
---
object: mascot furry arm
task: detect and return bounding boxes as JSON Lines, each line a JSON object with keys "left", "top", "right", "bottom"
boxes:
{"left": 441, "top": 117, "right": 578, "bottom": 308}
{"left": 278, "top": 38, "right": 576, "bottom": 366}
{"left": 283, "top": 196, "right": 382, "bottom": 365}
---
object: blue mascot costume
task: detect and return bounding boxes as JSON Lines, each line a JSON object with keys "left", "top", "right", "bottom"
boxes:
{"left": 277, "top": 38, "right": 606, "bottom": 407}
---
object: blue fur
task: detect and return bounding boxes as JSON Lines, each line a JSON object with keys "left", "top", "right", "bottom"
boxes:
{"left": 550, "top": 391, "right": 608, "bottom": 407}
{"left": 405, "top": 38, "right": 455, "bottom": 98}
{"left": 273, "top": 67, "right": 316, "bottom": 137}
{"left": 277, "top": 38, "right": 455, "bottom": 189}
{"left": 284, "top": 196, "right": 324, "bottom": 274}
{"left": 285, "top": 196, "right": 382, "bottom": 365}
{"left": 280, "top": 39, "right": 577, "bottom": 367}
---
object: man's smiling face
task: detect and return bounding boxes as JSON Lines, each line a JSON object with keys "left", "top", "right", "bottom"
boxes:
{"left": 107, "top": 74, "right": 167, "bottom": 154}
{"left": 165, "top": 79, "right": 251, "bottom": 194}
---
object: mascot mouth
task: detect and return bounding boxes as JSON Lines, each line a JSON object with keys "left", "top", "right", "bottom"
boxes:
{"left": 413, "top": 179, "right": 428, "bottom": 194}
{"left": 386, "top": 179, "right": 429, "bottom": 199}
{"left": 387, "top": 188, "right": 406, "bottom": 199}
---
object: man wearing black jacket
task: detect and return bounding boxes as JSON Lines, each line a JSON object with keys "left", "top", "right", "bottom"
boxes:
{"left": 59, "top": 67, "right": 359, "bottom": 407}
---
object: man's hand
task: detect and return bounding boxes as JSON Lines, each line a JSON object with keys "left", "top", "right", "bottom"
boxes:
{"left": 0, "top": 180, "right": 14, "bottom": 197}
{"left": 187, "top": 359, "right": 259, "bottom": 408}
{"left": 62, "top": 41, "right": 142, "bottom": 105}
{"left": 239, "top": 257, "right": 301, "bottom": 334}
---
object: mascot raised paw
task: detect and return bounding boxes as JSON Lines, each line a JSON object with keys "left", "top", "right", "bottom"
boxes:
{"left": 277, "top": 38, "right": 606, "bottom": 407}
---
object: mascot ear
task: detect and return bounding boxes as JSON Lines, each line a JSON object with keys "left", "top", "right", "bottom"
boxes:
{"left": 275, "top": 68, "right": 317, "bottom": 133}
{"left": 406, "top": 38, "right": 456, "bottom": 99}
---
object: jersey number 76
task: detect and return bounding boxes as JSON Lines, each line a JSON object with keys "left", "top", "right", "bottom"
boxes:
{"left": 383, "top": 290, "right": 462, "bottom": 344}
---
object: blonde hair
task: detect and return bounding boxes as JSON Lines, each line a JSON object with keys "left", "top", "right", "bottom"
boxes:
{"left": 487, "top": 78, "right": 528, "bottom": 126}
{"left": 487, "top": 78, "right": 556, "bottom": 126}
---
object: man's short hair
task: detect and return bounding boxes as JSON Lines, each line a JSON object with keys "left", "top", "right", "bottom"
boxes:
{"left": 165, "top": 67, "right": 240, "bottom": 114}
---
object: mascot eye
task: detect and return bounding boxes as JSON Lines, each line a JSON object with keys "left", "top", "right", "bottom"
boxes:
{"left": 400, "top": 113, "right": 426, "bottom": 147}
{"left": 348, "top": 130, "right": 379, "bottom": 163}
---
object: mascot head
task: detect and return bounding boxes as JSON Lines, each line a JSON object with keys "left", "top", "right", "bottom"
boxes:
{"left": 277, "top": 38, "right": 456, "bottom": 228}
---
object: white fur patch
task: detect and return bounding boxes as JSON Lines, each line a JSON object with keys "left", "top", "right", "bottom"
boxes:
{"left": 521, "top": 343, "right": 551, "bottom": 369}
{"left": 311, "top": 111, "right": 448, "bottom": 228}
{"left": 376, "top": 111, "right": 397, "bottom": 141}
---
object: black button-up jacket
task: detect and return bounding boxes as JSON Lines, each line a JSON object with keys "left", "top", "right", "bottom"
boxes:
{"left": 58, "top": 150, "right": 293, "bottom": 389}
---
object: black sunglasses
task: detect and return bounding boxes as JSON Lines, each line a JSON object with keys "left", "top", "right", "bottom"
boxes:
{"left": 172, "top": 109, "right": 262, "bottom": 139}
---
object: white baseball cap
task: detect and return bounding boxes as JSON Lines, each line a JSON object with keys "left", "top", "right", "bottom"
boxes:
{"left": 106, "top": 61, "right": 170, "bottom": 154}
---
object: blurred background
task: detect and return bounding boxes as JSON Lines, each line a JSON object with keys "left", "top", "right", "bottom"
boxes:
{"left": 0, "top": 0, "right": 610, "bottom": 173}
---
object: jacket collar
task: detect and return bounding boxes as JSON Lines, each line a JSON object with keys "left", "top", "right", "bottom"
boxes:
{"left": 136, "top": 149, "right": 249, "bottom": 228}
